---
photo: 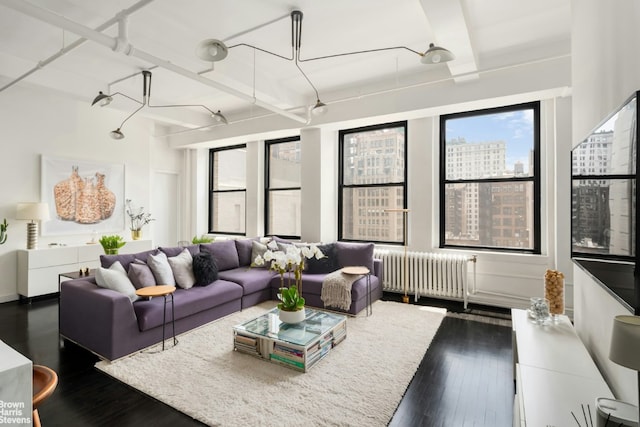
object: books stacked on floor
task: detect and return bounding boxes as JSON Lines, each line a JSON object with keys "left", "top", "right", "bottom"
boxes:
{"left": 306, "top": 323, "right": 348, "bottom": 369}
{"left": 270, "top": 343, "right": 305, "bottom": 370}
{"left": 234, "top": 333, "right": 259, "bottom": 356}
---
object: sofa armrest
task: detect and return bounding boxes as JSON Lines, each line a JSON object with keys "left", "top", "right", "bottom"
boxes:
{"left": 373, "top": 258, "right": 383, "bottom": 281}
{"left": 60, "top": 278, "right": 139, "bottom": 360}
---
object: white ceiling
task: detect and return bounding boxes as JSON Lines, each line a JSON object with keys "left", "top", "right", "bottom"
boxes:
{"left": 0, "top": 0, "right": 571, "bottom": 131}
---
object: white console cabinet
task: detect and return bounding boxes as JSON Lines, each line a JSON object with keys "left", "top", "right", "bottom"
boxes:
{"left": 17, "top": 240, "right": 153, "bottom": 298}
{"left": 512, "top": 308, "right": 614, "bottom": 426}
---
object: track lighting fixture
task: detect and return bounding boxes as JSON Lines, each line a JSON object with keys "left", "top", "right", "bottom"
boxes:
{"left": 196, "top": 10, "right": 455, "bottom": 116}
{"left": 91, "top": 70, "right": 228, "bottom": 139}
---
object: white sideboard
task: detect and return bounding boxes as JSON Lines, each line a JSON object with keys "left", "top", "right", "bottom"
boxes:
{"left": 512, "top": 308, "right": 614, "bottom": 427}
{"left": 17, "top": 240, "right": 153, "bottom": 298}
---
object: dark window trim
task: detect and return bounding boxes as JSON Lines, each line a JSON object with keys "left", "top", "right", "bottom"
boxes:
{"left": 208, "top": 144, "right": 247, "bottom": 236}
{"left": 439, "top": 101, "right": 541, "bottom": 254}
{"left": 265, "top": 136, "right": 301, "bottom": 240}
{"left": 338, "top": 121, "right": 408, "bottom": 245}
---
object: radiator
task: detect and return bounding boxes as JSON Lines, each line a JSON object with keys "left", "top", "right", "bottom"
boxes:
{"left": 373, "top": 250, "right": 476, "bottom": 309}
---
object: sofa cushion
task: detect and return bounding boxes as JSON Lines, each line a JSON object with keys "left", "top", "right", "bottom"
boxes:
{"left": 335, "top": 242, "right": 375, "bottom": 272}
{"left": 218, "top": 267, "right": 277, "bottom": 295}
{"left": 250, "top": 240, "right": 270, "bottom": 267}
{"left": 200, "top": 240, "right": 240, "bottom": 271}
{"left": 305, "top": 243, "right": 339, "bottom": 274}
{"left": 167, "top": 248, "right": 196, "bottom": 289}
{"left": 127, "top": 260, "right": 156, "bottom": 289}
{"left": 100, "top": 248, "right": 158, "bottom": 270}
{"left": 95, "top": 261, "right": 140, "bottom": 302}
{"left": 192, "top": 251, "right": 219, "bottom": 286}
{"left": 234, "top": 239, "right": 255, "bottom": 266}
{"left": 133, "top": 280, "right": 243, "bottom": 331}
{"left": 160, "top": 244, "right": 200, "bottom": 258}
{"left": 147, "top": 251, "right": 176, "bottom": 286}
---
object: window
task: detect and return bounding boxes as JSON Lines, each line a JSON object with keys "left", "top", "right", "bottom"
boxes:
{"left": 339, "top": 121, "right": 407, "bottom": 244}
{"left": 265, "top": 137, "right": 301, "bottom": 238}
{"left": 209, "top": 145, "right": 246, "bottom": 235}
{"left": 440, "top": 102, "right": 540, "bottom": 252}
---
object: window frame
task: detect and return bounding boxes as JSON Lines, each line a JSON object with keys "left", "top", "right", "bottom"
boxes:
{"left": 208, "top": 144, "right": 247, "bottom": 236}
{"left": 338, "top": 121, "right": 408, "bottom": 245}
{"left": 439, "top": 102, "right": 541, "bottom": 253}
{"left": 264, "top": 136, "right": 302, "bottom": 239}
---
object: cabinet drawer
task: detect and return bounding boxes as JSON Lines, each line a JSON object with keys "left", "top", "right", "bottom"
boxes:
{"left": 20, "top": 247, "right": 78, "bottom": 268}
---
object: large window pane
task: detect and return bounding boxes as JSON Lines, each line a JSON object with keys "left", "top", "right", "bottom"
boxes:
{"left": 572, "top": 179, "right": 635, "bottom": 256}
{"left": 339, "top": 122, "right": 407, "bottom": 244}
{"left": 266, "top": 137, "right": 301, "bottom": 238}
{"left": 210, "top": 145, "right": 246, "bottom": 235}
{"left": 441, "top": 102, "right": 539, "bottom": 253}
{"left": 212, "top": 148, "right": 246, "bottom": 190}
{"left": 268, "top": 190, "right": 301, "bottom": 236}
{"left": 444, "top": 110, "right": 534, "bottom": 180}
{"left": 443, "top": 182, "right": 534, "bottom": 250}
{"left": 210, "top": 192, "right": 245, "bottom": 234}
{"left": 269, "top": 140, "right": 301, "bottom": 188}
{"left": 342, "top": 126, "right": 405, "bottom": 185}
{"left": 342, "top": 187, "right": 404, "bottom": 242}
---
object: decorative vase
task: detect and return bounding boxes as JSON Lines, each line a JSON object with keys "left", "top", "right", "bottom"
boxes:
{"left": 131, "top": 229, "right": 142, "bottom": 240}
{"left": 278, "top": 308, "right": 306, "bottom": 324}
{"left": 104, "top": 248, "right": 119, "bottom": 255}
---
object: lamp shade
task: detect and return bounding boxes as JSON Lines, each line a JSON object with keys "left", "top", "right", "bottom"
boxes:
{"left": 16, "top": 203, "right": 50, "bottom": 221}
{"left": 609, "top": 315, "right": 640, "bottom": 371}
{"left": 421, "top": 43, "right": 455, "bottom": 64}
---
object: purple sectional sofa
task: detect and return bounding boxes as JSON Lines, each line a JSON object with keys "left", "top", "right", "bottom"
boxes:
{"left": 59, "top": 238, "right": 382, "bottom": 361}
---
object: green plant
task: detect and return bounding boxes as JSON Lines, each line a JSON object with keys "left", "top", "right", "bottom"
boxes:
{"left": 192, "top": 235, "right": 214, "bottom": 244}
{"left": 99, "top": 235, "right": 126, "bottom": 254}
{"left": 277, "top": 285, "right": 305, "bottom": 312}
{"left": 0, "top": 218, "right": 7, "bottom": 244}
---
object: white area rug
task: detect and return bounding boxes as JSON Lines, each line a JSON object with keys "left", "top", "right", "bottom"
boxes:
{"left": 96, "top": 301, "right": 446, "bottom": 426}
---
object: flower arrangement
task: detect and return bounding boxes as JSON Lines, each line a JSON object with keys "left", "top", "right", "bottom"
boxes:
{"left": 253, "top": 241, "right": 325, "bottom": 311}
{"left": 125, "top": 199, "right": 154, "bottom": 231}
{"left": 99, "top": 234, "right": 126, "bottom": 255}
{"left": 0, "top": 218, "right": 8, "bottom": 244}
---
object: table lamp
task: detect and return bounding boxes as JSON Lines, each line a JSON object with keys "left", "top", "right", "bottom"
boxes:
{"left": 609, "top": 314, "right": 640, "bottom": 424}
{"left": 16, "top": 202, "right": 50, "bottom": 249}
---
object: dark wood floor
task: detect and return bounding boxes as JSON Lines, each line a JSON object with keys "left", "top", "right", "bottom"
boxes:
{"left": 0, "top": 294, "right": 513, "bottom": 426}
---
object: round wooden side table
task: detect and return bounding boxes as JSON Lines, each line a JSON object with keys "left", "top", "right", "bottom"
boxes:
{"left": 341, "top": 266, "right": 372, "bottom": 316}
{"left": 135, "top": 285, "right": 178, "bottom": 350}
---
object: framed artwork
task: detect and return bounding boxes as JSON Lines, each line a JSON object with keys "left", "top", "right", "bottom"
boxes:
{"left": 41, "top": 156, "right": 125, "bottom": 236}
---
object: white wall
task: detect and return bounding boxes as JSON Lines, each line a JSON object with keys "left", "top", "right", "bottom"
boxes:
{"left": 0, "top": 83, "right": 177, "bottom": 302}
{"left": 571, "top": 0, "right": 640, "bottom": 404}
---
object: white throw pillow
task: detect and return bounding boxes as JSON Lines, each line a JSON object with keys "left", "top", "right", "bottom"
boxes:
{"left": 148, "top": 251, "right": 176, "bottom": 286}
{"left": 168, "top": 248, "right": 196, "bottom": 289}
{"left": 95, "top": 261, "right": 140, "bottom": 302}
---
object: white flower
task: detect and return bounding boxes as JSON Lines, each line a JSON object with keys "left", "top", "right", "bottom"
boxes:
{"left": 263, "top": 250, "right": 274, "bottom": 262}
{"left": 253, "top": 255, "right": 265, "bottom": 266}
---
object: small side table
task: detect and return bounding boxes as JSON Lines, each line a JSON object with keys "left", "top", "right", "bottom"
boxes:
{"left": 135, "top": 285, "right": 178, "bottom": 351}
{"left": 58, "top": 269, "right": 96, "bottom": 292}
{"left": 341, "top": 266, "right": 372, "bottom": 316}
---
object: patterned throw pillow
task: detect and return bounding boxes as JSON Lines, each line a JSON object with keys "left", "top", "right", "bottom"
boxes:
{"left": 192, "top": 252, "right": 219, "bottom": 286}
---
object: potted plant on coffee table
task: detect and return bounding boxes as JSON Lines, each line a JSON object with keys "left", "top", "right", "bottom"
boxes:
{"left": 253, "top": 241, "right": 324, "bottom": 324}
{"left": 99, "top": 235, "right": 126, "bottom": 255}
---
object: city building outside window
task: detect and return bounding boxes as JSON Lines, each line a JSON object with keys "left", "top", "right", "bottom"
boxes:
{"left": 265, "top": 136, "right": 301, "bottom": 238}
{"left": 440, "top": 102, "right": 540, "bottom": 253}
{"left": 209, "top": 145, "right": 247, "bottom": 235}
{"left": 339, "top": 121, "right": 407, "bottom": 244}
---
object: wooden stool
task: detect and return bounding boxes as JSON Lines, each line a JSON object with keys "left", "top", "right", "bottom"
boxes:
{"left": 33, "top": 365, "right": 58, "bottom": 427}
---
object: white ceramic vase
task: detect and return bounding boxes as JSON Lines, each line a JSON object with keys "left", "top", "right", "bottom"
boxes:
{"left": 279, "top": 308, "right": 306, "bottom": 324}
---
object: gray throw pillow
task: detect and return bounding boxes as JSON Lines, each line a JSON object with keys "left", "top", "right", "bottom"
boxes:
{"left": 167, "top": 248, "right": 196, "bottom": 289}
{"left": 250, "top": 240, "right": 270, "bottom": 268}
{"left": 148, "top": 251, "right": 176, "bottom": 286}
{"left": 95, "top": 261, "right": 140, "bottom": 302}
{"left": 127, "top": 260, "right": 156, "bottom": 289}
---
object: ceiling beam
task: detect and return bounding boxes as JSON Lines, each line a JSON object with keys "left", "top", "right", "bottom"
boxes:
{"left": 419, "top": 0, "right": 479, "bottom": 81}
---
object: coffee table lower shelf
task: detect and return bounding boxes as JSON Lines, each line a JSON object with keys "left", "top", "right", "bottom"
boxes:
{"left": 233, "top": 308, "right": 347, "bottom": 372}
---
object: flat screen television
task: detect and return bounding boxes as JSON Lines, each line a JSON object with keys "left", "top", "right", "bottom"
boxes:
{"left": 571, "top": 90, "right": 639, "bottom": 313}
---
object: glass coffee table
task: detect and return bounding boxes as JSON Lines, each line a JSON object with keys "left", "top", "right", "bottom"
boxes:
{"left": 233, "top": 307, "right": 347, "bottom": 372}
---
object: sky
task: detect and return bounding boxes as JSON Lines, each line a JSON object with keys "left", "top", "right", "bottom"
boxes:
{"left": 445, "top": 109, "right": 534, "bottom": 172}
